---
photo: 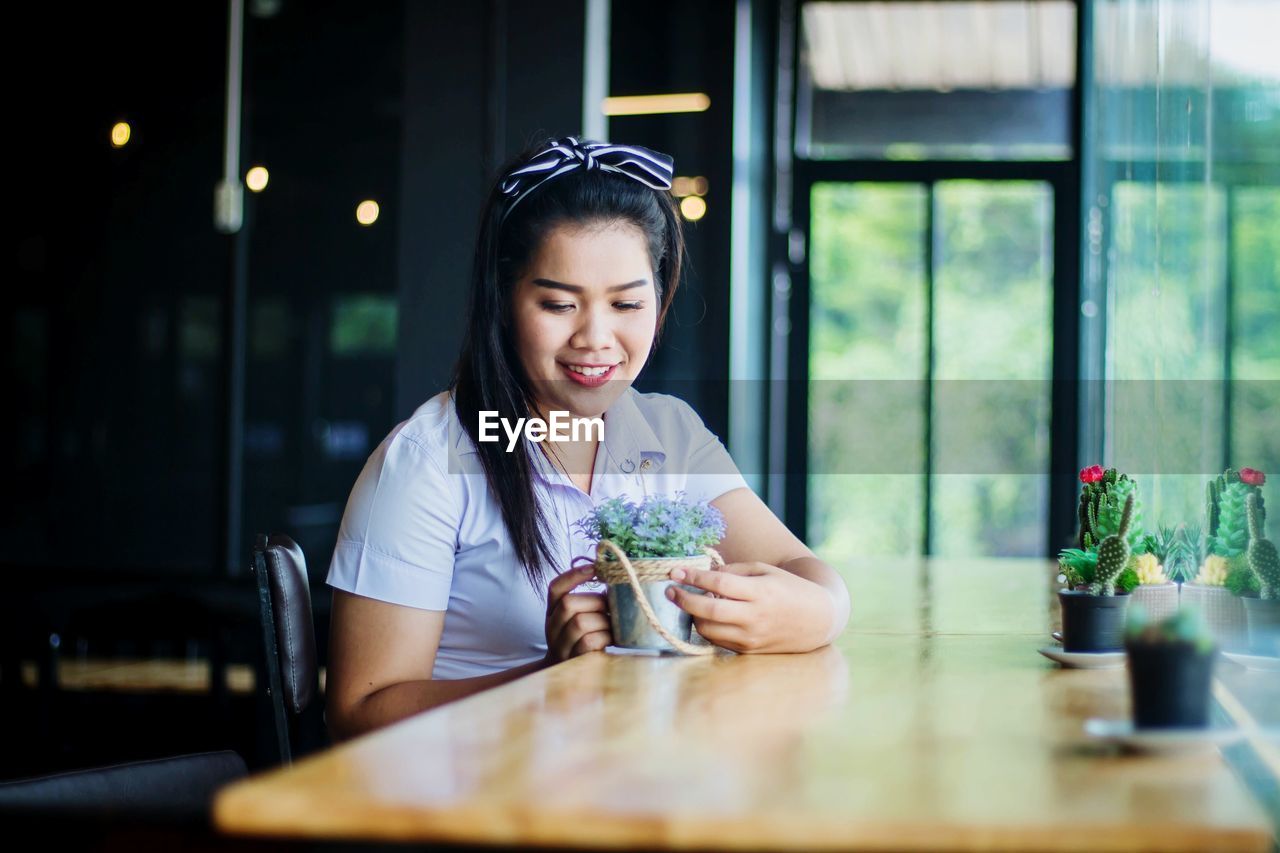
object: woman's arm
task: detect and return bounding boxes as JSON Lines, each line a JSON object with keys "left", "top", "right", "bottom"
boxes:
{"left": 327, "top": 561, "right": 612, "bottom": 741}
{"left": 326, "top": 590, "right": 549, "bottom": 741}
{"left": 664, "top": 487, "right": 851, "bottom": 653}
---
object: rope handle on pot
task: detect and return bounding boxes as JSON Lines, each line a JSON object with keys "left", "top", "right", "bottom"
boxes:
{"left": 596, "top": 540, "right": 721, "bottom": 656}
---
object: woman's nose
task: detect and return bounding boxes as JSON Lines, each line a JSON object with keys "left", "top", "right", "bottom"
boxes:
{"left": 569, "top": 306, "right": 614, "bottom": 351}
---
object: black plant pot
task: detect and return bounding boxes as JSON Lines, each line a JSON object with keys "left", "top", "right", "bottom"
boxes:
{"left": 1242, "top": 597, "right": 1280, "bottom": 657}
{"left": 1058, "top": 589, "right": 1130, "bottom": 652}
{"left": 1126, "top": 641, "right": 1217, "bottom": 729}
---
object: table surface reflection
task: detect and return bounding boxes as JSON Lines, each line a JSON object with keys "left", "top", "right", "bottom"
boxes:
{"left": 213, "top": 559, "right": 1277, "bottom": 850}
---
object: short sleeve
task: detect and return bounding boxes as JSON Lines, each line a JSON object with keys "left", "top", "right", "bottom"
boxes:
{"left": 673, "top": 398, "right": 749, "bottom": 505}
{"left": 325, "top": 431, "right": 461, "bottom": 611}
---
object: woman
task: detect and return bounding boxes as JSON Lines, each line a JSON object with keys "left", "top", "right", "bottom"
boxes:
{"left": 326, "top": 137, "right": 850, "bottom": 740}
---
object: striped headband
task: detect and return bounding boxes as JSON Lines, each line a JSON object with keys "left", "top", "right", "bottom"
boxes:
{"left": 499, "top": 137, "right": 674, "bottom": 222}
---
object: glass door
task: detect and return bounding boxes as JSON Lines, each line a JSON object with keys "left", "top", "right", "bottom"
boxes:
{"left": 807, "top": 180, "right": 1055, "bottom": 564}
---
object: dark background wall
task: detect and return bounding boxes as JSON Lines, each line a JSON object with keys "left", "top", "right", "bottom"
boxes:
{"left": 396, "top": 1, "right": 737, "bottom": 437}
{"left": 1, "top": 0, "right": 739, "bottom": 777}
{"left": 396, "top": 0, "right": 590, "bottom": 414}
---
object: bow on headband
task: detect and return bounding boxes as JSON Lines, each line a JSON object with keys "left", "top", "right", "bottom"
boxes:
{"left": 499, "top": 137, "right": 674, "bottom": 221}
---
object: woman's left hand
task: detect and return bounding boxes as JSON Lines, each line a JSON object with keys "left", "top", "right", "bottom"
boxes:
{"left": 665, "top": 562, "right": 838, "bottom": 654}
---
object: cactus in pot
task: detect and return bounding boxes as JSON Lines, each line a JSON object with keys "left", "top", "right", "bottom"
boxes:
{"left": 1188, "top": 468, "right": 1267, "bottom": 652}
{"left": 1125, "top": 606, "right": 1217, "bottom": 729}
{"left": 1057, "top": 469, "right": 1139, "bottom": 653}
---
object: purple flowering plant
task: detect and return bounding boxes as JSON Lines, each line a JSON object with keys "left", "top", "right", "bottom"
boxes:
{"left": 575, "top": 493, "right": 727, "bottom": 558}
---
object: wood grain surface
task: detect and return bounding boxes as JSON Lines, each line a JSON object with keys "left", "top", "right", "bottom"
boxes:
{"left": 214, "top": 599, "right": 1274, "bottom": 850}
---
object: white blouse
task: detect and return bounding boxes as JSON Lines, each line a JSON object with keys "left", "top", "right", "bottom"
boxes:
{"left": 326, "top": 388, "right": 747, "bottom": 679}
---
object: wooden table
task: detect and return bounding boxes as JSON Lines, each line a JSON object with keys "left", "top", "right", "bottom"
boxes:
{"left": 214, "top": 559, "right": 1277, "bottom": 850}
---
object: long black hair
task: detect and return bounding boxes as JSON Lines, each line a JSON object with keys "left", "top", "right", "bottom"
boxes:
{"left": 451, "top": 139, "right": 685, "bottom": 596}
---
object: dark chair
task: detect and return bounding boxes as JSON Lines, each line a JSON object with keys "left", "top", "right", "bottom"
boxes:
{"left": 0, "top": 750, "right": 247, "bottom": 823}
{"left": 252, "top": 533, "right": 324, "bottom": 765}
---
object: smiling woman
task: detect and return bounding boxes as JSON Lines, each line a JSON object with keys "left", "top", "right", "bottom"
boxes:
{"left": 322, "top": 138, "right": 851, "bottom": 740}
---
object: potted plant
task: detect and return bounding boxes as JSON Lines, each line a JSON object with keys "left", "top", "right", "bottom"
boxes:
{"left": 1125, "top": 605, "right": 1218, "bottom": 729}
{"left": 576, "top": 494, "right": 726, "bottom": 656}
{"left": 1184, "top": 468, "right": 1263, "bottom": 651}
{"left": 1057, "top": 466, "right": 1141, "bottom": 652}
{"left": 1241, "top": 492, "right": 1280, "bottom": 656}
{"left": 1131, "top": 524, "right": 1183, "bottom": 621}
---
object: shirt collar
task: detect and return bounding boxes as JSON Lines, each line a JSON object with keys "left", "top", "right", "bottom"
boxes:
{"left": 603, "top": 388, "right": 667, "bottom": 475}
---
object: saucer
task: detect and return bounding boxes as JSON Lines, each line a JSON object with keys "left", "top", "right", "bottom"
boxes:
{"left": 1222, "top": 651, "right": 1280, "bottom": 672}
{"left": 1083, "top": 718, "right": 1247, "bottom": 755}
{"left": 605, "top": 645, "right": 669, "bottom": 656}
{"left": 1038, "top": 647, "right": 1125, "bottom": 669}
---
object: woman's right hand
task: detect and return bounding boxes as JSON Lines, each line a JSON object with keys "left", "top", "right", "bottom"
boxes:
{"left": 544, "top": 563, "right": 612, "bottom": 663}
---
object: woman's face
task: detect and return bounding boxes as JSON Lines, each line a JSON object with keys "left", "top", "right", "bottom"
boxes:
{"left": 512, "top": 221, "right": 658, "bottom": 421}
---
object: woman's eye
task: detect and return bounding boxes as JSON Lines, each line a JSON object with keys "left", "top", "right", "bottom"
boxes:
{"left": 614, "top": 301, "right": 644, "bottom": 311}
{"left": 541, "top": 302, "right": 574, "bottom": 314}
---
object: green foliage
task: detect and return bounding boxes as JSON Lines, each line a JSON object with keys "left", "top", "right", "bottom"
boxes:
{"left": 1126, "top": 604, "right": 1215, "bottom": 653}
{"left": 1246, "top": 494, "right": 1280, "bottom": 600}
{"left": 576, "top": 494, "right": 726, "bottom": 559}
{"left": 1182, "top": 523, "right": 1205, "bottom": 565}
{"left": 1117, "top": 564, "right": 1141, "bottom": 594}
{"left": 1057, "top": 548, "right": 1096, "bottom": 589}
{"left": 1225, "top": 557, "right": 1262, "bottom": 597}
{"left": 1142, "top": 524, "right": 1175, "bottom": 561}
{"left": 1141, "top": 523, "right": 1199, "bottom": 583}
{"left": 807, "top": 182, "right": 1053, "bottom": 559}
{"left": 1058, "top": 548, "right": 1140, "bottom": 594}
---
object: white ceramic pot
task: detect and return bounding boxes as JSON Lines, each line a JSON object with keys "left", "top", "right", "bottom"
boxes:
{"left": 1129, "top": 582, "right": 1179, "bottom": 623}
{"left": 1179, "top": 583, "right": 1247, "bottom": 652}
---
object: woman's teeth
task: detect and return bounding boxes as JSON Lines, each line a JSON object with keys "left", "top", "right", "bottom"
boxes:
{"left": 567, "top": 365, "right": 612, "bottom": 377}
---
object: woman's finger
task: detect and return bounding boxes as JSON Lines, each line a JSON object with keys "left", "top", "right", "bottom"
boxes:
{"left": 667, "top": 567, "right": 753, "bottom": 600}
{"left": 552, "top": 614, "right": 613, "bottom": 661}
{"left": 666, "top": 585, "right": 749, "bottom": 623}
{"left": 714, "top": 561, "right": 777, "bottom": 577}
{"left": 546, "top": 591, "right": 608, "bottom": 638}
{"left": 689, "top": 618, "right": 751, "bottom": 652}
{"left": 547, "top": 564, "right": 597, "bottom": 604}
{"left": 568, "top": 629, "right": 612, "bottom": 658}
{"left": 559, "top": 609, "right": 611, "bottom": 643}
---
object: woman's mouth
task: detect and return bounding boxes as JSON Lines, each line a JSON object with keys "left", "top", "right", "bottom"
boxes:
{"left": 561, "top": 362, "right": 619, "bottom": 388}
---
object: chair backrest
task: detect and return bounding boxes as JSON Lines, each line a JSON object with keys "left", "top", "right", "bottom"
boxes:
{"left": 252, "top": 534, "right": 319, "bottom": 765}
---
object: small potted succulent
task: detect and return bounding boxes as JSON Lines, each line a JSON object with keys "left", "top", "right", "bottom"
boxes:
{"left": 1131, "top": 524, "right": 1184, "bottom": 621}
{"left": 1057, "top": 466, "right": 1142, "bottom": 652}
{"left": 1125, "top": 605, "right": 1218, "bottom": 729}
{"left": 576, "top": 494, "right": 726, "bottom": 655}
{"left": 1184, "top": 468, "right": 1264, "bottom": 651}
{"left": 1241, "top": 493, "right": 1280, "bottom": 656}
